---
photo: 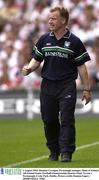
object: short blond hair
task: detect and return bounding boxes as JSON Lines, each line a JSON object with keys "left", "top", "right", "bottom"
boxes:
{"left": 50, "top": 6, "right": 69, "bottom": 24}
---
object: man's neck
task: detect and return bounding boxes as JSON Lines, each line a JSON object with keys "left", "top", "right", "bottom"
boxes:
{"left": 54, "top": 27, "right": 68, "bottom": 40}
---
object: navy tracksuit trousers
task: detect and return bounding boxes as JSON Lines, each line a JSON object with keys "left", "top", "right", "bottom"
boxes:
{"left": 40, "top": 78, "right": 77, "bottom": 155}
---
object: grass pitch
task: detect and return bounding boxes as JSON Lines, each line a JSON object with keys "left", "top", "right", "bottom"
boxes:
{"left": 0, "top": 117, "right": 99, "bottom": 168}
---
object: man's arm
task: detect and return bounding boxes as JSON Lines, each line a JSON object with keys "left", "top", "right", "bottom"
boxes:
{"left": 22, "top": 58, "right": 41, "bottom": 76}
{"left": 77, "top": 64, "right": 91, "bottom": 105}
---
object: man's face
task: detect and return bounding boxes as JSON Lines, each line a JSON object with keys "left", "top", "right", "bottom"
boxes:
{"left": 48, "top": 11, "right": 66, "bottom": 32}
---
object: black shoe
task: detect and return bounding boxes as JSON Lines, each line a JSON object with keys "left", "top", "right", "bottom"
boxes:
{"left": 61, "top": 153, "right": 72, "bottom": 162}
{"left": 48, "top": 153, "right": 59, "bottom": 161}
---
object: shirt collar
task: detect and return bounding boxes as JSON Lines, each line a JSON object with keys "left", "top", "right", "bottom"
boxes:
{"left": 64, "top": 28, "right": 71, "bottom": 39}
{"left": 49, "top": 28, "right": 71, "bottom": 39}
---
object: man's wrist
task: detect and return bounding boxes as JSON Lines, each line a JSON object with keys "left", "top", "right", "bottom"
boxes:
{"left": 28, "top": 68, "right": 32, "bottom": 74}
{"left": 83, "top": 89, "right": 91, "bottom": 92}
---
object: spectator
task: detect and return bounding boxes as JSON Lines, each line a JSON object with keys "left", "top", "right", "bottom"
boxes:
{"left": 0, "top": 0, "right": 99, "bottom": 90}
{"left": 89, "top": 36, "right": 99, "bottom": 86}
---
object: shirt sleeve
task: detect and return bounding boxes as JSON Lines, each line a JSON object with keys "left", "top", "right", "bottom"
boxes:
{"left": 32, "top": 36, "right": 44, "bottom": 62}
{"left": 74, "top": 38, "right": 91, "bottom": 66}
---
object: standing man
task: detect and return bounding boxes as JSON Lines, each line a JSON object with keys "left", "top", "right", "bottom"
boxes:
{"left": 22, "top": 6, "right": 91, "bottom": 162}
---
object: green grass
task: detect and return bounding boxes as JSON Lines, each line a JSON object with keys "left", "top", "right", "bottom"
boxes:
{"left": 0, "top": 117, "right": 99, "bottom": 168}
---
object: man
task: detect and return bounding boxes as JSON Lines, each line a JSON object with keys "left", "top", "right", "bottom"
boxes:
{"left": 22, "top": 6, "right": 91, "bottom": 162}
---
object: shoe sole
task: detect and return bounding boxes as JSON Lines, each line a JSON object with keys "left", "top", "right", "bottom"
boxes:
{"left": 61, "top": 159, "right": 72, "bottom": 162}
{"left": 48, "top": 158, "right": 59, "bottom": 161}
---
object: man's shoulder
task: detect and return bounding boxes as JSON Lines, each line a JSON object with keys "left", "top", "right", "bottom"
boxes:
{"left": 70, "top": 32, "right": 82, "bottom": 43}
{"left": 37, "top": 32, "right": 52, "bottom": 45}
{"left": 40, "top": 32, "right": 50, "bottom": 40}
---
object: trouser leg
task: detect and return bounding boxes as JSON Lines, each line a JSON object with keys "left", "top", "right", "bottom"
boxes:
{"left": 40, "top": 92, "right": 60, "bottom": 154}
{"left": 59, "top": 83, "right": 76, "bottom": 154}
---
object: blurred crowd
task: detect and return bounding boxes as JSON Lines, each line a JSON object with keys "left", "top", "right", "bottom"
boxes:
{"left": 0, "top": 0, "right": 99, "bottom": 91}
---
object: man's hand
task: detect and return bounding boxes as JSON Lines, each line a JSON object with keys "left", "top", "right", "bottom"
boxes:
{"left": 82, "top": 90, "right": 91, "bottom": 105}
{"left": 22, "top": 65, "right": 31, "bottom": 76}
{"left": 22, "top": 59, "right": 41, "bottom": 76}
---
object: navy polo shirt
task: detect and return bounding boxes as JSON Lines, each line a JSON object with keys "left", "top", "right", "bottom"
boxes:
{"left": 32, "top": 30, "right": 91, "bottom": 81}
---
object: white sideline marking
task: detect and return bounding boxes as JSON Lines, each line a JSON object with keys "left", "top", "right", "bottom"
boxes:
{"left": 5, "top": 155, "right": 48, "bottom": 168}
{"left": 76, "top": 141, "right": 99, "bottom": 150}
{"left": 5, "top": 141, "right": 99, "bottom": 167}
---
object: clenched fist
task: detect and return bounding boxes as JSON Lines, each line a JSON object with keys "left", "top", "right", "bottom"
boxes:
{"left": 22, "top": 65, "right": 31, "bottom": 76}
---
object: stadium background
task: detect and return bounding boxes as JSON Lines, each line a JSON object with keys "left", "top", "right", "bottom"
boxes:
{"left": 0, "top": 0, "right": 99, "bottom": 168}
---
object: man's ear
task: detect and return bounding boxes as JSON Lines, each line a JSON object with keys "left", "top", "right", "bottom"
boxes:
{"left": 62, "top": 18, "right": 66, "bottom": 25}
